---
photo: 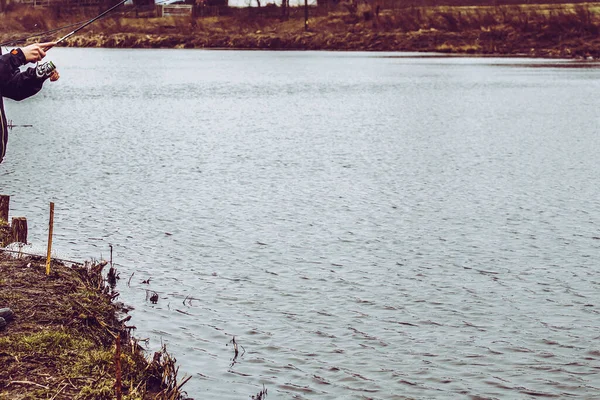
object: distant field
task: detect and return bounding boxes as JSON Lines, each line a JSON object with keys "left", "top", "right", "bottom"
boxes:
{"left": 0, "top": 2, "right": 599, "bottom": 57}
{"left": 0, "top": 1, "right": 599, "bottom": 34}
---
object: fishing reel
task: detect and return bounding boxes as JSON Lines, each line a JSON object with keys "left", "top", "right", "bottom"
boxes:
{"left": 35, "top": 61, "right": 56, "bottom": 79}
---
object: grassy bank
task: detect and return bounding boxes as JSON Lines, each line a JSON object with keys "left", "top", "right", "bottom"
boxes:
{"left": 0, "top": 2, "right": 599, "bottom": 57}
{"left": 0, "top": 252, "right": 191, "bottom": 399}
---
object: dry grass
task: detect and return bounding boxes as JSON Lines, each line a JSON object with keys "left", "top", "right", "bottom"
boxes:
{"left": 0, "top": 2, "right": 599, "bottom": 55}
{"left": 0, "top": 253, "right": 191, "bottom": 400}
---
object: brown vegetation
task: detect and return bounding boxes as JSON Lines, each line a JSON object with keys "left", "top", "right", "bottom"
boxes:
{"left": 0, "top": 252, "right": 191, "bottom": 399}
{"left": 0, "top": 2, "right": 599, "bottom": 56}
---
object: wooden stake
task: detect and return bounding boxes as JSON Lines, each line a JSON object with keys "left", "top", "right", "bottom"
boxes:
{"left": 45, "top": 202, "right": 54, "bottom": 275}
{"left": 304, "top": 0, "right": 309, "bottom": 31}
{"left": 115, "top": 335, "right": 122, "bottom": 400}
{"left": 11, "top": 217, "right": 27, "bottom": 244}
{"left": 0, "top": 195, "right": 9, "bottom": 224}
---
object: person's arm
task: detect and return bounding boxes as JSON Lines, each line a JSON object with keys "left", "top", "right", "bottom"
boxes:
{"left": 2, "top": 66, "right": 45, "bottom": 101}
{"left": 0, "top": 49, "right": 26, "bottom": 83}
{"left": 0, "top": 43, "right": 57, "bottom": 101}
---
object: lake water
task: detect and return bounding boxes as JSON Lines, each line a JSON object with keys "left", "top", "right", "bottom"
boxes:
{"left": 1, "top": 49, "right": 600, "bottom": 399}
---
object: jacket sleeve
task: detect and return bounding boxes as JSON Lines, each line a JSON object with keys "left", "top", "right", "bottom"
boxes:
{"left": 0, "top": 48, "right": 25, "bottom": 81}
{"left": 0, "top": 49, "right": 45, "bottom": 101}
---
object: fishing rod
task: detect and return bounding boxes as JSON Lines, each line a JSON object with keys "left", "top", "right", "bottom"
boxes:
{"left": 0, "top": 0, "right": 128, "bottom": 49}
{"left": 2, "top": 0, "right": 129, "bottom": 130}
{"left": 0, "top": 21, "right": 85, "bottom": 48}
{"left": 55, "top": 0, "right": 128, "bottom": 44}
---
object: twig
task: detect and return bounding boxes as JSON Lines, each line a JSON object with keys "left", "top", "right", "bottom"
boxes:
{"left": 9, "top": 380, "right": 49, "bottom": 389}
{"left": 176, "top": 375, "right": 192, "bottom": 391}
{"left": 127, "top": 272, "right": 134, "bottom": 287}
{"left": 228, "top": 336, "right": 241, "bottom": 368}
{"left": 67, "top": 377, "right": 78, "bottom": 390}
{"left": 251, "top": 384, "right": 268, "bottom": 399}
{"left": 49, "top": 383, "right": 68, "bottom": 400}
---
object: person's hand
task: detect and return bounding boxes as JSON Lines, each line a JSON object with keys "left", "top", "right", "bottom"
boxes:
{"left": 49, "top": 70, "right": 60, "bottom": 82}
{"left": 21, "top": 42, "right": 56, "bottom": 63}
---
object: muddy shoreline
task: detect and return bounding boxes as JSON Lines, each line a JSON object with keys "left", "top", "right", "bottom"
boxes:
{"left": 0, "top": 251, "right": 192, "bottom": 399}
{"left": 1, "top": 2, "right": 599, "bottom": 59}
{"left": 55, "top": 30, "right": 599, "bottom": 59}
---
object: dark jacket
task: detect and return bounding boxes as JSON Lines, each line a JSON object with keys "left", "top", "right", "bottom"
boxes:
{"left": 0, "top": 47, "right": 47, "bottom": 164}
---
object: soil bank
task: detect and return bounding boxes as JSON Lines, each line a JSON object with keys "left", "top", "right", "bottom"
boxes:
{"left": 1, "top": 4, "right": 600, "bottom": 58}
{"left": 0, "top": 252, "right": 192, "bottom": 400}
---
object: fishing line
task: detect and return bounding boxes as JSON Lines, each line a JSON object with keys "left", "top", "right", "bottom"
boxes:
{"left": 1, "top": 0, "right": 181, "bottom": 50}
{"left": 0, "top": 0, "right": 128, "bottom": 49}
{"left": 55, "top": 0, "right": 128, "bottom": 44}
{"left": 2, "top": 0, "right": 129, "bottom": 130}
{"left": 0, "top": 21, "right": 87, "bottom": 49}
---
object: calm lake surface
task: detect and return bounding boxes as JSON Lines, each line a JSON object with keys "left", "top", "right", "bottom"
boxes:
{"left": 2, "top": 49, "right": 600, "bottom": 399}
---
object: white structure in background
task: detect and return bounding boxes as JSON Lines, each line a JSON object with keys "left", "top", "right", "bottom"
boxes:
{"left": 159, "top": 3, "right": 193, "bottom": 16}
